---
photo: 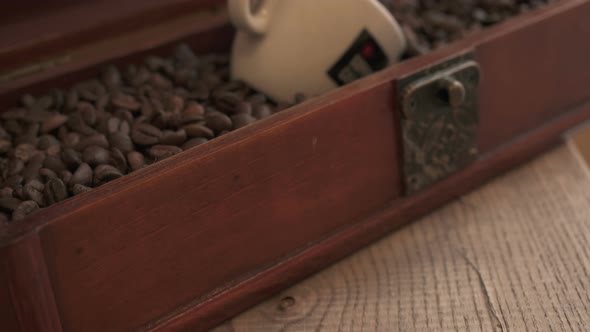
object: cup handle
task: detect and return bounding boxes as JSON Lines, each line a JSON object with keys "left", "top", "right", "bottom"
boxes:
{"left": 227, "top": 0, "right": 273, "bottom": 36}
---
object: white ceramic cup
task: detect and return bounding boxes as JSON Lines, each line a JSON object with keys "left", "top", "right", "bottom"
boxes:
{"left": 228, "top": 0, "right": 407, "bottom": 103}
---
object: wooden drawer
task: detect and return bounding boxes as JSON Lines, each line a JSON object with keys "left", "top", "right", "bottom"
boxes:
{"left": 2, "top": 1, "right": 590, "bottom": 331}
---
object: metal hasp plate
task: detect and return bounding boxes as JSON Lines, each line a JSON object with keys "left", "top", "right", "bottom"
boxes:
{"left": 398, "top": 52, "right": 480, "bottom": 194}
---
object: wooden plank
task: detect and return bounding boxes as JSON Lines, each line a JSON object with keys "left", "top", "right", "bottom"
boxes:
{"left": 38, "top": 80, "right": 401, "bottom": 332}
{"left": 214, "top": 143, "right": 590, "bottom": 331}
{"left": 0, "top": 0, "right": 225, "bottom": 72}
{"left": 475, "top": 0, "right": 590, "bottom": 151}
{"left": 0, "top": 13, "right": 233, "bottom": 107}
{"left": 0, "top": 234, "right": 62, "bottom": 332}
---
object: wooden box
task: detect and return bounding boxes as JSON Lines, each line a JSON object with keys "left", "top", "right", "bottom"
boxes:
{"left": 2, "top": 1, "right": 590, "bottom": 331}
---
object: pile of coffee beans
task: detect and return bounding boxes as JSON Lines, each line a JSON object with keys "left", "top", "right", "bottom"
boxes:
{"left": 0, "top": 1, "right": 555, "bottom": 224}
{"left": 379, "top": 0, "right": 556, "bottom": 57}
{"left": 0, "top": 44, "right": 293, "bottom": 223}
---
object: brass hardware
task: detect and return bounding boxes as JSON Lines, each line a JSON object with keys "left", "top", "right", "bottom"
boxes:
{"left": 438, "top": 77, "right": 466, "bottom": 107}
{"left": 397, "top": 52, "right": 480, "bottom": 194}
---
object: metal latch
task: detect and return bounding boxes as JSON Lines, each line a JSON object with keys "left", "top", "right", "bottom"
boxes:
{"left": 397, "top": 52, "right": 480, "bottom": 194}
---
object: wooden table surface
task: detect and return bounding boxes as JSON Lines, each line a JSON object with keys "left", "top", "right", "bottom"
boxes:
{"left": 212, "top": 144, "right": 590, "bottom": 331}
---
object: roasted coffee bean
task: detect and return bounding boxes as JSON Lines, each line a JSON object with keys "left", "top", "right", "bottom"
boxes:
{"left": 114, "top": 109, "right": 134, "bottom": 125}
{"left": 205, "top": 111, "right": 232, "bottom": 132}
{"left": 148, "top": 145, "right": 183, "bottom": 160}
{"left": 159, "top": 129, "right": 187, "bottom": 145}
{"left": 23, "top": 180, "right": 45, "bottom": 206}
{"left": 6, "top": 175, "right": 23, "bottom": 189}
{"left": 38, "top": 135, "right": 60, "bottom": 150}
{"left": 182, "top": 138, "right": 208, "bottom": 150}
{"left": 60, "top": 170, "right": 72, "bottom": 184}
{"left": 201, "top": 72, "right": 222, "bottom": 88}
{"left": 1, "top": 108, "right": 26, "bottom": 120}
{"left": 5, "top": 120, "right": 23, "bottom": 136}
{"left": 189, "top": 81, "right": 210, "bottom": 100}
{"left": 39, "top": 168, "right": 58, "bottom": 180}
{"left": 15, "top": 124, "right": 40, "bottom": 146}
{"left": 106, "top": 117, "right": 122, "bottom": 134}
{"left": 65, "top": 89, "right": 79, "bottom": 110}
{"left": 76, "top": 134, "right": 109, "bottom": 151}
{"left": 109, "top": 148, "right": 128, "bottom": 172}
{"left": 96, "top": 94, "right": 110, "bottom": 113}
{"left": 174, "top": 43, "right": 198, "bottom": 64}
{"left": 7, "top": 159, "right": 24, "bottom": 176}
{"left": 21, "top": 94, "right": 35, "bottom": 108}
{"left": 35, "top": 95, "right": 54, "bottom": 109}
{"left": 252, "top": 104, "right": 273, "bottom": 119}
{"left": 25, "top": 108, "right": 51, "bottom": 123}
{"left": 111, "top": 93, "right": 141, "bottom": 111}
{"left": 402, "top": 24, "right": 430, "bottom": 56}
{"left": 46, "top": 144, "right": 62, "bottom": 157}
{"left": 150, "top": 73, "right": 172, "bottom": 89}
{"left": 62, "top": 148, "right": 82, "bottom": 169}
{"left": 23, "top": 151, "right": 45, "bottom": 175}
{"left": 152, "top": 110, "right": 182, "bottom": 129}
{"left": 13, "top": 144, "right": 37, "bottom": 162}
{"left": 140, "top": 99, "right": 155, "bottom": 119}
{"left": 41, "top": 114, "right": 68, "bottom": 133}
{"left": 182, "top": 102, "right": 205, "bottom": 123}
{"left": 131, "top": 67, "right": 151, "bottom": 86}
{"left": 234, "top": 101, "right": 253, "bottom": 114}
{"left": 77, "top": 80, "right": 106, "bottom": 101}
{"left": 43, "top": 154, "right": 66, "bottom": 174}
{"left": 94, "top": 164, "right": 123, "bottom": 184}
{"left": 83, "top": 146, "right": 110, "bottom": 166}
{"left": 70, "top": 163, "right": 93, "bottom": 186}
{"left": 126, "top": 151, "right": 145, "bottom": 171}
{"left": 247, "top": 93, "right": 267, "bottom": 106}
{"left": 183, "top": 123, "right": 214, "bottom": 139}
{"left": 213, "top": 91, "right": 242, "bottom": 114}
{"left": 12, "top": 201, "right": 39, "bottom": 220}
{"left": 101, "top": 65, "right": 122, "bottom": 87}
{"left": 66, "top": 113, "right": 96, "bottom": 136}
{"left": 0, "top": 196, "right": 22, "bottom": 211}
{"left": 78, "top": 103, "right": 97, "bottom": 126}
{"left": 0, "top": 127, "right": 8, "bottom": 139}
{"left": 108, "top": 132, "right": 134, "bottom": 153}
{"left": 0, "top": 187, "right": 14, "bottom": 198}
{"left": 44, "top": 177, "right": 68, "bottom": 204}
{"left": 72, "top": 184, "right": 92, "bottom": 195}
{"left": 0, "top": 139, "right": 11, "bottom": 155}
{"left": 231, "top": 113, "right": 256, "bottom": 130}
{"left": 166, "top": 95, "right": 185, "bottom": 113}
{"left": 0, "top": 212, "right": 8, "bottom": 224}
{"left": 131, "top": 123, "right": 162, "bottom": 145}
{"left": 62, "top": 132, "right": 81, "bottom": 148}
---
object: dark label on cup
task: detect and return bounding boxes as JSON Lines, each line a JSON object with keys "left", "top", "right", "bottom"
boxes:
{"left": 327, "top": 29, "right": 389, "bottom": 86}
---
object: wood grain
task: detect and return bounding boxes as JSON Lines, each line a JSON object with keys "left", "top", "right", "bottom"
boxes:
{"left": 0, "top": 0, "right": 225, "bottom": 72}
{"left": 214, "top": 144, "right": 590, "bottom": 331}
{"left": 2, "top": 1, "right": 590, "bottom": 331}
{"left": 0, "top": 234, "right": 62, "bottom": 332}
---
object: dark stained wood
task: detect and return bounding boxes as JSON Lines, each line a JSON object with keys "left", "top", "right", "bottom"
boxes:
{"left": 475, "top": 0, "right": 590, "bottom": 151}
{"left": 151, "top": 96, "right": 590, "bottom": 332}
{"left": 39, "top": 79, "right": 401, "bottom": 332}
{"left": 1, "top": 1, "right": 590, "bottom": 331}
{"left": 0, "top": 0, "right": 225, "bottom": 72}
{"left": 0, "top": 234, "right": 62, "bottom": 332}
{"left": 0, "top": 12, "right": 233, "bottom": 108}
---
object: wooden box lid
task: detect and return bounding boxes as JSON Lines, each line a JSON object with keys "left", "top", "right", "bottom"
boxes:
{"left": 0, "top": 0, "right": 225, "bottom": 74}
